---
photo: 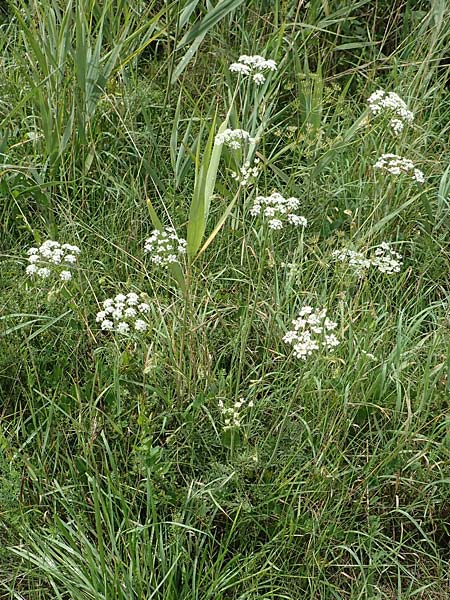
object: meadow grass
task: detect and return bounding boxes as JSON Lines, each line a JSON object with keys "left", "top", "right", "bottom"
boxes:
{"left": 1, "top": 1, "right": 450, "bottom": 598}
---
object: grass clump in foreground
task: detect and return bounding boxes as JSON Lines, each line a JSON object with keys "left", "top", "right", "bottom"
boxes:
{"left": 1, "top": 1, "right": 450, "bottom": 598}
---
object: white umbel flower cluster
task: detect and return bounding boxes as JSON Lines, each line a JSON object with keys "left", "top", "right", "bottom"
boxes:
{"left": 250, "top": 192, "right": 307, "bottom": 230}
{"left": 283, "top": 306, "right": 340, "bottom": 360}
{"left": 144, "top": 227, "right": 187, "bottom": 267}
{"left": 231, "top": 158, "right": 260, "bottom": 186}
{"left": 214, "top": 128, "right": 256, "bottom": 150}
{"left": 96, "top": 292, "right": 150, "bottom": 334}
{"left": 374, "top": 154, "right": 424, "bottom": 183}
{"left": 218, "top": 397, "right": 254, "bottom": 430}
{"left": 26, "top": 240, "right": 80, "bottom": 282}
{"left": 229, "top": 55, "right": 277, "bottom": 85}
{"left": 332, "top": 248, "right": 371, "bottom": 276}
{"left": 367, "top": 89, "right": 414, "bottom": 134}
{"left": 370, "top": 242, "right": 403, "bottom": 274}
{"left": 333, "top": 242, "right": 403, "bottom": 275}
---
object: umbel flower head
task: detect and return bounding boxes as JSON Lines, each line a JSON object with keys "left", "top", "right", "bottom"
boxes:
{"left": 229, "top": 54, "right": 277, "bottom": 85}
{"left": 214, "top": 129, "right": 256, "bottom": 149}
{"left": 218, "top": 397, "right": 254, "bottom": 430}
{"left": 333, "top": 242, "right": 403, "bottom": 276}
{"left": 96, "top": 292, "right": 150, "bottom": 335}
{"left": 283, "top": 306, "right": 340, "bottom": 360}
{"left": 367, "top": 89, "right": 414, "bottom": 134}
{"left": 250, "top": 192, "right": 307, "bottom": 230}
{"left": 374, "top": 154, "right": 424, "bottom": 183}
{"left": 144, "top": 227, "right": 187, "bottom": 267}
{"left": 370, "top": 242, "right": 403, "bottom": 274}
{"left": 25, "top": 240, "right": 80, "bottom": 282}
{"left": 231, "top": 158, "right": 260, "bottom": 186}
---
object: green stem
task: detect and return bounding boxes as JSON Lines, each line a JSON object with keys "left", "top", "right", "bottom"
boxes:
{"left": 234, "top": 225, "right": 268, "bottom": 402}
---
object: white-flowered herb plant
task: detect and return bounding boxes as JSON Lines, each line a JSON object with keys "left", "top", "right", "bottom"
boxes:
{"left": 250, "top": 192, "right": 307, "bottom": 230}
{"left": 96, "top": 293, "right": 150, "bottom": 336}
{"left": 367, "top": 89, "right": 414, "bottom": 135}
{"left": 144, "top": 227, "right": 187, "bottom": 267}
{"left": 374, "top": 154, "right": 424, "bottom": 183}
{"left": 283, "top": 306, "right": 340, "bottom": 360}
{"left": 26, "top": 240, "right": 81, "bottom": 282}
{"left": 229, "top": 55, "right": 277, "bottom": 86}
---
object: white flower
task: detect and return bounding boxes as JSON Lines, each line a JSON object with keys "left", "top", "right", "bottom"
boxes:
{"left": 116, "top": 322, "right": 130, "bottom": 335}
{"left": 367, "top": 89, "right": 413, "bottom": 134}
{"left": 62, "top": 244, "right": 81, "bottom": 254}
{"left": 268, "top": 218, "right": 283, "bottom": 230}
{"left": 231, "top": 158, "right": 260, "bottom": 186}
{"left": 37, "top": 267, "right": 51, "bottom": 278}
{"left": 253, "top": 72, "right": 266, "bottom": 85}
{"left": 219, "top": 396, "right": 254, "bottom": 430}
{"left": 101, "top": 319, "right": 114, "bottom": 331}
{"left": 126, "top": 292, "right": 139, "bottom": 305}
{"left": 333, "top": 243, "right": 403, "bottom": 275}
{"left": 96, "top": 293, "right": 149, "bottom": 336}
{"left": 370, "top": 242, "right": 403, "bottom": 274}
{"left": 229, "top": 62, "right": 251, "bottom": 75}
{"left": 287, "top": 214, "right": 307, "bottom": 227}
{"left": 284, "top": 307, "right": 339, "bottom": 360}
{"left": 413, "top": 168, "right": 425, "bottom": 183}
{"left": 250, "top": 192, "right": 307, "bottom": 230}
{"left": 144, "top": 227, "right": 187, "bottom": 268}
{"left": 374, "top": 153, "right": 424, "bottom": 182}
{"left": 25, "top": 239, "right": 80, "bottom": 281}
{"left": 135, "top": 319, "right": 147, "bottom": 332}
{"left": 229, "top": 55, "right": 277, "bottom": 85}
{"left": 26, "top": 264, "right": 38, "bottom": 275}
{"left": 214, "top": 128, "right": 255, "bottom": 149}
{"left": 60, "top": 270, "right": 72, "bottom": 281}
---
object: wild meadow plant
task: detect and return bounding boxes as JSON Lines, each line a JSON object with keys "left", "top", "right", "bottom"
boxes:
{"left": 96, "top": 293, "right": 150, "bottom": 334}
{"left": 3, "top": 2, "right": 450, "bottom": 599}
{"left": 374, "top": 153, "right": 425, "bottom": 183}
{"left": 367, "top": 89, "right": 414, "bottom": 134}
{"left": 25, "top": 241, "right": 81, "bottom": 282}
{"left": 333, "top": 242, "right": 404, "bottom": 276}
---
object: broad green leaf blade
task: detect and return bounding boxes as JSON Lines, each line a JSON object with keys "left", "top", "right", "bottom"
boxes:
{"left": 187, "top": 112, "right": 230, "bottom": 258}
{"left": 193, "top": 189, "right": 239, "bottom": 262}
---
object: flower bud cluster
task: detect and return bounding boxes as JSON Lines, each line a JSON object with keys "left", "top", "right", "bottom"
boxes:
{"left": 214, "top": 129, "right": 255, "bottom": 149}
{"left": 144, "top": 227, "right": 187, "bottom": 267}
{"left": 367, "top": 89, "right": 414, "bottom": 134}
{"left": 283, "top": 306, "right": 339, "bottom": 360}
{"left": 374, "top": 154, "right": 424, "bottom": 183}
{"left": 26, "top": 240, "right": 80, "bottom": 282}
{"left": 231, "top": 158, "right": 260, "bottom": 186}
{"left": 218, "top": 397, "right": 254, "bottom": 430}
{"left": 229, "top": 55, "right": 277, "bottom": 85}
{"left": 96, "top": 293, "right": 150, "bottom": 335}
{"left": 250, "top": 192, "right": 307, "bottom": 230}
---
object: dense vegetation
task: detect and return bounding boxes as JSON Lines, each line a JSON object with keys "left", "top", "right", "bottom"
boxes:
{"left": 1, "top": 1, "right": 450, "bottom": 598}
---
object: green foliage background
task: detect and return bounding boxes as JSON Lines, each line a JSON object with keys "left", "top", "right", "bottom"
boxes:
{"left": 1, "top": 1, "right": 450, "bottom": 598}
